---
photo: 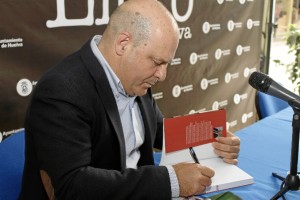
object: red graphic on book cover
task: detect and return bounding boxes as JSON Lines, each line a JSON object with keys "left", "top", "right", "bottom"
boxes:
{"left": 164, "top": 109, "right": 226, "bottom": 153}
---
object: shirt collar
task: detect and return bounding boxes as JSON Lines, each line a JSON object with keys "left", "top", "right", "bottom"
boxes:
{"left": 90, "top": 35, "right": 135, "bottom": 99}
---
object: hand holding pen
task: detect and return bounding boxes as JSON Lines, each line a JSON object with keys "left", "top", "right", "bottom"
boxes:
{"left": 173, "top": 147, "right": 215, "bottom": 197}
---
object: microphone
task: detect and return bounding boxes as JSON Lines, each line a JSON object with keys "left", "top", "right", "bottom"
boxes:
{"left": 248, "top": 71, "right": 300, "bottom": 108}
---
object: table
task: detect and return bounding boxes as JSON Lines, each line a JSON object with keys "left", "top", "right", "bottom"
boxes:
{"left": 155, "top": 107, "right": 300, "bottom": 199}
{"left": 229, "top": 107, "right": 299, "bottom": 200}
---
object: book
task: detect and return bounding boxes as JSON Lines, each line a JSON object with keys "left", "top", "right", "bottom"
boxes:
{"left": 159, "top": 109, "right": 254, "bottom": 194}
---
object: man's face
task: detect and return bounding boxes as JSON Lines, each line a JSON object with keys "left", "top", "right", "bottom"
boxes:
{"left": 119, "top": 29, "right": 178, "bottom": 96}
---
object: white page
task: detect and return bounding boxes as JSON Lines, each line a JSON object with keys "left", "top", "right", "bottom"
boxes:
{"left": 160, "top": 128, "right": 254, "bottom": 194}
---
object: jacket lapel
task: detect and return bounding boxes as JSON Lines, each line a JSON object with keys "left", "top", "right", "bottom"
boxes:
{"left": 79, "top": 39, "right": 126, "bottom": 169}
{"left": 136, "top": 94, "right": 156, "bottom": 165}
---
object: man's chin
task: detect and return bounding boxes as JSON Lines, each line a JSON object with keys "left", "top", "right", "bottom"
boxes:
{"left": 134, "top": 88, "right": 148, "bottom": 97}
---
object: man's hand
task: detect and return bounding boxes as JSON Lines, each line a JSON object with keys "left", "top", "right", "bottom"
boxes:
{"left": 173, "top": 162, "right": 215, "bottom": 197}
{"left": 212, "top": 131, "right": 240, "bottom": 165}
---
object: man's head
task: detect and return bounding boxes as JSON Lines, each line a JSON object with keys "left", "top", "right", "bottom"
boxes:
{"left": 99, "top": 0, "right": 180, "bottom": 96}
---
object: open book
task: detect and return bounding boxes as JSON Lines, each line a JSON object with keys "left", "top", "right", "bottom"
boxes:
{"left": 159, "top": 109, "right": 254, "bottom": 194}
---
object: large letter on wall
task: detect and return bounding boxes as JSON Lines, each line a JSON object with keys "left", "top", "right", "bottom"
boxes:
{"left": 171, "top": 0, "right": 193, "bottom": 22}
{"left": 46, "top": 0, "right": 95, "bottom": 28}
{"left": 95, "top": 0, "right": 110, "bottom": 26}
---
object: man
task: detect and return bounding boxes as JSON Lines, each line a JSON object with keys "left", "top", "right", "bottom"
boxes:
{"left": 19, "top": 0, "right": 240, "bottom": 199}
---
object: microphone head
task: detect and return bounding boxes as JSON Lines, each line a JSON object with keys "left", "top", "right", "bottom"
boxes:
{"left": 248, "top": 71, "right": 273, "bottom": 93}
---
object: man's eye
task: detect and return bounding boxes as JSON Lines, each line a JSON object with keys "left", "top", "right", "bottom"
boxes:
{"left": 153, "top": 61, "right": 161, "bottom": 66}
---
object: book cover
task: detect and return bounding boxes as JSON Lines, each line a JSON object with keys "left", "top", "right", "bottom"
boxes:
{"left": 164, "top": 109, "right": 226, "bottom": 153}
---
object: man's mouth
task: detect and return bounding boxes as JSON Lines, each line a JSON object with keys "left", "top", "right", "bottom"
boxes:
{"left": 150, "top": 79, "right": 158, "bottom": 86}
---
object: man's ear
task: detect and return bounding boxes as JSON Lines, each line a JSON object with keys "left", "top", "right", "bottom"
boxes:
{"left": 115, "top": 32, "right": 130, "bottom": 56}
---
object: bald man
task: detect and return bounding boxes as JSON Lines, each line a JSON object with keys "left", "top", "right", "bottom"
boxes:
{"left": 19, "top": 0, "right": 240, "bottom": 199}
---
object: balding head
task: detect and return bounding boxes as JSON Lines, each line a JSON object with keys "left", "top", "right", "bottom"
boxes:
{"left": 102, "top": 0, "right": 179, "bottom": 47}
{"left": 98, "top": 0, "right": 180, "bottom": 96}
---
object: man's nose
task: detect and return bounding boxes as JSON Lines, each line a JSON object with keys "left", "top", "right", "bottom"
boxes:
{"left": 155, "top": 64, "right": 167, "bottom": 82}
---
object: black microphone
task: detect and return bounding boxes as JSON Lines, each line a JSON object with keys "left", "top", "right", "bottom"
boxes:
{"left": 248, "top": 71, "right": 300, "bottom": 108}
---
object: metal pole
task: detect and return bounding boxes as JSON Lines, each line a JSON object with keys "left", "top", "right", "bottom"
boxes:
{"left": 265, "top": 0, "right": 275, "bottom": 74}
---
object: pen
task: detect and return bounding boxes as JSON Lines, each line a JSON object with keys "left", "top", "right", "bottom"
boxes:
{"left": 189, "top": 147, "right": 200, "bottom": 164}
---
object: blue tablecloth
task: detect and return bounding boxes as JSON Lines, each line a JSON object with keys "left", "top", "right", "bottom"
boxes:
{"left": 155, "top": 107, "right": 300, "bottom": 199}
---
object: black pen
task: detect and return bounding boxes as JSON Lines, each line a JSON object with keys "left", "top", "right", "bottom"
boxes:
{"left": 189, "top": 147, "right": 200, "bottom": 164}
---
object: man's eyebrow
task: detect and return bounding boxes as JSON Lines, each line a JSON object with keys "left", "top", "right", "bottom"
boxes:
{"left": 153, "top": 57, "right": 171, "bottom": 64}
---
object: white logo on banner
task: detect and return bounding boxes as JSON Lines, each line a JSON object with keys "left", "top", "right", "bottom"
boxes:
{"left": 0, "top": 38, "right": 23, "bottom": 49}
{"left": 225, "top": 72, "right": 239, "bottom": 83}
{"left": 189, "top": 52, "right": 208, "bottom": 65}
{"left": 215, "top": 48, "right": 231, "bottom": 60}
{"left": 243, "top": 67, "right": 256, "bottom": 78}
{"left": 247, "top": 19, "right": 260, "bottom": 29}
{"left": 236, "top": 45, "right": 251, "bottom": 56}
{"left": 212, "top": 100, "right": 228, "bottom": 110}
{"left": 227, "top": 20, "right": 242, "bottom": 31}
{"left": 233, "top": 93, "right": 248, "bottom": 104}
{"left": 202, "top": 22, "right": 221, "bottom": 34}
{"left": 241, "top": 112, "right": 253, "bottom": 124}
{"left": 172, "top": 84, "right": 193, "bottom": 98}
{"left": 200, "top": 78, "right": 219, "bottom": 90}
{"left": 171, "top": 58, "right": 182, "bottom": 66}
{"left": 227, "top": 120, "right": 237, "bottom": 130}
{"left": 152, "top": 92, "right": 164, "bottom": 100}
{"left": 16, "top": 79, "right": 37, "bottom": 97}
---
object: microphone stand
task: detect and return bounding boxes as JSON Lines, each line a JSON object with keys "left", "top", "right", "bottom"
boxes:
{"left": 271, "top": 100, "right": 300, "bottom": 200}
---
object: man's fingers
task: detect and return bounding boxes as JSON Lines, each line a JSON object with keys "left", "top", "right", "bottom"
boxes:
{"left": 214, "top": 149, "right": 239, "bottom": 159}
{"left": 216, "top": 135, "right": 240, "bottom": 146}
{"left": 198, "top": 165, "right": 215, "bottom": 178}
{"left": 212, "top": 141, "right": 240, "bottom": 153}
{"left": 222, "top": 158, "right": 238, "bottom": 165}
{"left": 173, "top": 163, "right": 215, "bottom": 197}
